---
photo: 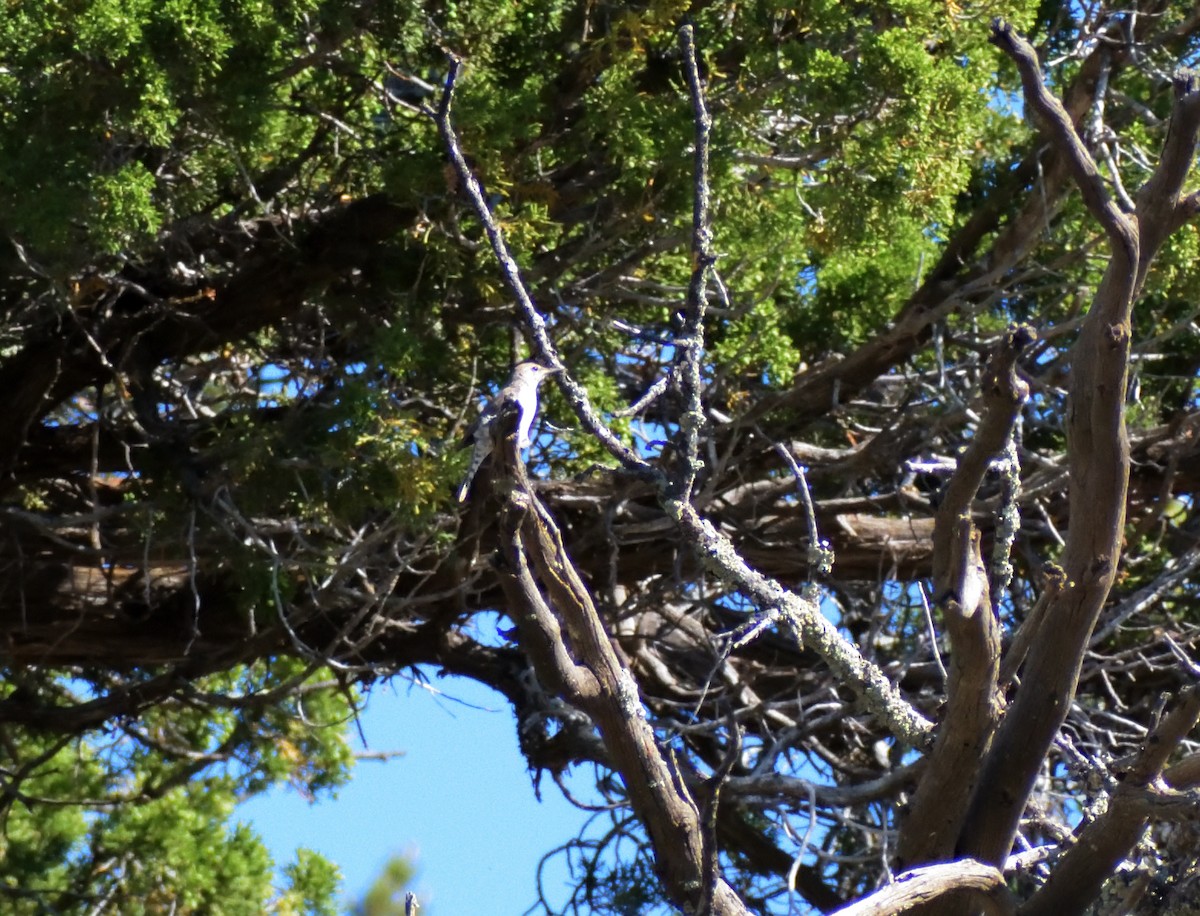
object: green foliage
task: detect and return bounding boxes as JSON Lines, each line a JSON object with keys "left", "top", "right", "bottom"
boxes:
{"left": 0, "top": 0, "right": 409, "bottom": 265}
{"left": 0, "top": 663, "right": 353, "bottom": 913}
{"left": 351, "top": 853, "right": 418, "bottom": 916}
{"left": 90, "top": 162, "right": 162, "bottom": 253}
{"left": 279, "top": 848, "right": 344, "bottom": 916}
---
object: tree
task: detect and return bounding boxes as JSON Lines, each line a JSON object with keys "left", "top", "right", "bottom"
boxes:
{"left": 4, "top": 1, "right": 1200, "bottom": 913}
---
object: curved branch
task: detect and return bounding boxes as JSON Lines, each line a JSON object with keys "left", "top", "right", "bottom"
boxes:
{"left": 486, "top": 407, "right": 749, "bottom": 914}
{"left": 830, "top": 859, "right": 1014, "bottom": 916}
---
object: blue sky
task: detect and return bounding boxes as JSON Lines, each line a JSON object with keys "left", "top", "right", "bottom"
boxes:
{"left": 240, "top": 671, "right": 591, "bottom": 914}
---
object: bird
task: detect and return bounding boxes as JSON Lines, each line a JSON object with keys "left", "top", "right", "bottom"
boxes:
{"left": 456, "top": 361, "right": 560, "bottom": 502}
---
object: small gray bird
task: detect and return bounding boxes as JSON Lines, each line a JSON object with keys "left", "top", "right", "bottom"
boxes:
{"left": 456, "top": 361, "right": 560, "bottom": 502}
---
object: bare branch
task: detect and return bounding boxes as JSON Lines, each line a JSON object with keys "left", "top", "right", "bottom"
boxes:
{"left": 964, "top": 24, "right": 1200, "bottom": 871}
{"left": 773, "top": 442, "right": 834, "bottom": 580}
{"left": 725, "top": 765, "right": 921, "bottom": 808}
{"left": 431, "top": 59, "right": 660, "bottom": 485}
{"left": 483, "top": 405, "right": 750, "bottom": 914}
{"left": 1134, "top": 68, "right": 1200, "bottom": 273}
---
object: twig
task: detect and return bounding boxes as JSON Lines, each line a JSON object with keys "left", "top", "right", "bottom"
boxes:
{"left": 615, "top": 374, "right": 670, "bottom": 418}
{"left": 772, "top": 441, "right": 834, "bottom": 580}
{"left": 784, "top": 780, "right": 819, "bottom": 916}
{"left": 677, "top": 24, "right": 716, "bottom": 502}
{"left": 917, "top": 582, "right": 948, "bottom": 689}
{"left": 1090, "top": 550, "right": 1200, "bottom": 645}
